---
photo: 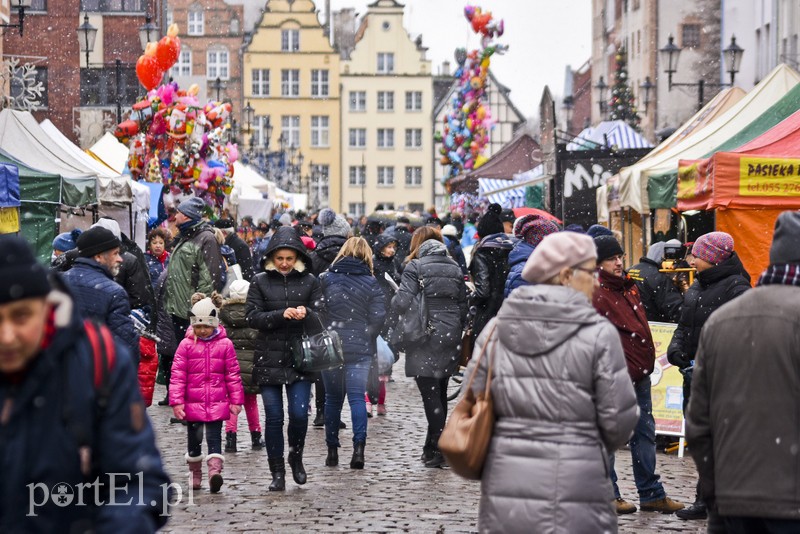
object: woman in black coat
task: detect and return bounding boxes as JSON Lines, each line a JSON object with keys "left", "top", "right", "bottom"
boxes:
{"left": 246, "top": 227, "right": 323, "bottom": 491}
{"left": 391, "top": 227, "right": 468, "bottom": 468}
{"left": 319, "top": 237, "right": 386, "bottom": 469}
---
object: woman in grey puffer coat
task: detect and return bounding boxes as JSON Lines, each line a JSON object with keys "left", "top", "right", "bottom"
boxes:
{"left": 464, "top": 232, "right": 638, "bottom": 534}
{"left": 392, "top": 227, "right": 468, "bottom": 468}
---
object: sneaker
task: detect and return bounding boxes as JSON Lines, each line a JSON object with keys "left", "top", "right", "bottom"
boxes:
{"left": 613, "top": 497, "right": 637, "bottom": 515}
{"left": 640, "top": 497, "right": 685, "bottom": 514}
{"left": 365, "top": 402, "right": 374, "bottom": 418}
{"left": 676, "top": 501, "right": 707, "bottom": 520}
{"left": 377, "top": 404, "right": 387, "bottom": 416}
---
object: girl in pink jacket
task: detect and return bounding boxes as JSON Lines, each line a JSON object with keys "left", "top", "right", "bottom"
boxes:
{"left": 170, "top": 292, "right": 244, "bottom": 493}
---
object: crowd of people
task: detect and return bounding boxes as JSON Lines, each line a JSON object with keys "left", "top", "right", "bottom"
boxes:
{"left": 2, "top": 199, "right": 799, "bottom": 533}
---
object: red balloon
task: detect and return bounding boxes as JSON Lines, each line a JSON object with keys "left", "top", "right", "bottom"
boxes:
{"left": 156, "top": 35, "right": 181, "bottom": 71}
{"left": 136, "top": 55, "right": 163, "bottom": 91}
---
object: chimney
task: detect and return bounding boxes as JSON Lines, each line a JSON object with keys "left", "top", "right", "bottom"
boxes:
{"left": 442, "top": 61, "right": 451, "bottom": 76}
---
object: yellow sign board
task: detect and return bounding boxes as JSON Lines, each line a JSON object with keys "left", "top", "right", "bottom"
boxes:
{"left": 649, "top": 321, "right": 684, "bottom": 435}
{"left": 740, "top": 156, "right": 800, "bottom": 196}
{"left": 0, "top": 207, "right": 19, "bottom": 233}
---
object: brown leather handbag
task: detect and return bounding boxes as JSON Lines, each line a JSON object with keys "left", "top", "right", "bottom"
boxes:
{"left": 439, "top": 325, "right": 497, "bottom": 480}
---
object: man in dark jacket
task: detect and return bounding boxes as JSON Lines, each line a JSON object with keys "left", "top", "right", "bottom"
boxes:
{"left": 215, "top": 218, "right": 254, "bottom": 281}
{"left": 469, "top": 204, "right": 514, "bottom": 337}
{"left": 628, "top": 240, "right": 684, "bottom": 323}
{"left": 667, "top": 231, "right": 750, "bottom": 520}
{"left": 388, "top": 216, "right": 413, "bottom": 261}
{"left": 62, "top": 227, "right": 140, "bottom": 359}
{"left": 687, "top": 212, "right": 800, "bottom": 532}
{"left": 592, "top": 235, "right": 684, "bottom": 515}
{"left": 0, "top": 236, "right": 170, "bottom": 532}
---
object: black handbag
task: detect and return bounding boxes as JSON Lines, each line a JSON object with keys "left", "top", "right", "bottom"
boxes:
{"left": 291, "top": 314, "right": 344, "bottom": 373}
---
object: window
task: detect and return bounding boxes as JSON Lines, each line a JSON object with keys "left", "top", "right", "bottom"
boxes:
{"left": 311, "top": 70, "right": 329, "bottom": 97}
{"left": 377, "top": 52, "right": 394, "bottom": 73}
{"left": 377, "top": 166, "right": 394, "bottom": 186}
{"left": 405, "top": 91, "right": 422, "bottom": 111}
{"left": 80, "top": 66, "right": 138, "bottom": 107}
{"left": 281, "top": 115, "right": 300, "bottom": 148}
{"left": 251, "top": 116, "right": 271, "bottom": 147}
{"left": 252, "top": 69, "right": 269, "bottom": 97}
{"left": 377, "top": 128, "right": 394, "bottom": 148}
{"left": 311, "top": 116, "right": 329, "bottom": 147}
{"left": 348, "top": 166, "right": 366, "bottom": 185}
{"left": 11, "top": 66, "right": 47, "bottom": 108}
{"left": 377, "top": 91, "right": 394, "bottom": 111}
{"left": 188, "top": 8, "right": 204, "bottom": 36}
{"left": 682, "top": 24, "right": 701, "bottom": 48}
{"left": 408, "top": 202, "right": 424, "bottom": 213}
{"left": 349, "top": 91, "right": 366, "bottom": 111}
{"left": 282, "top": 29, "right": 300, "bottom": 52}
{"left": 405, "top": 166, "right": 422, "bottom": 186}
{"left": 405, "top": 128, "right": 422, "bottom": 148}
{"left": 30, "top": 0, "right": 47, "bottom": 10}
{"left": 80, "top": 0, "right": 143, "bottom": 11}
{"left": 349, "top": 128, "right": 366, "bottom": 148}
{"left": 281, "top": 69, "right": 299, "bottom": 97}
{"left": 349, "top": 203, "right": 366, "bottom": 218}
{"left": 207, "top": 48, "right": 229, "bottom": 80}
{"left": 171, "top": 49, "right": 192, "bottom": 77}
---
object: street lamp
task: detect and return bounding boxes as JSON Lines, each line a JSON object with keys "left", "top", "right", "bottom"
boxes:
{"left": 213, "top": 76, "right": 222, "bottom": 101}
{"left": 138, "top": 13, "right": 159, "bottom": 51}
{"left": 594, "top": 76, "right": 608, "bottom": 119}
{"left": 77, "top": 14, "right": 98, "bottom": 69}
{"left": 639, "top": 76, "right": 655, "bottom": 114}
{"left": 660, "top": 34, "right": 745, "bottom": 111}
{"left": 561, "top": 95, "right": 574, "bottom": 131}
{"left": 1, "top": 0, "right": 32, "bottom": 37}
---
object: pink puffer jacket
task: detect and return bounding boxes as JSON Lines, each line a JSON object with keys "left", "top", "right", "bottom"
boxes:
{"left": 169, "top": 326, "right": 245, "bottom": 422}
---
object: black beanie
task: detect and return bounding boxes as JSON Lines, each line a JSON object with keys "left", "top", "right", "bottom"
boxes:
{"left": 0, "top": 236, "right": 51, "bottom": 304}
{"left": 77, "top": 227, "right": 121, "bottom": 258}
{"left": 594, "top": 235, "right": 624, "bottom": 262}
{"left": 477, "top": 203, "right": 505, "bottom": 238}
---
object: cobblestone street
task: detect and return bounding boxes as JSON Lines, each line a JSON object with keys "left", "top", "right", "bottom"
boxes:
{"left": 152, "top": 357, "right": 706, "bottom": 533}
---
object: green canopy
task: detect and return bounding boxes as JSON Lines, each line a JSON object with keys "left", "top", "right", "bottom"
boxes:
{"left": 648, "top": 83, "right": 800, "bottom": 209}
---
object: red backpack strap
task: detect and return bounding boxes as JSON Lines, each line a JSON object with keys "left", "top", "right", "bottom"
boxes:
{"left": 83, "top": 320, "right": 116, "bottom": 398}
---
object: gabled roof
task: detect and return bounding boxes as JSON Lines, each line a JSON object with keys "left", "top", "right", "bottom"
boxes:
{"left": 448, "top": 133, "right": 541, "bottom": 192}
{"left": 433, "top": 70, "right": 526, "bottom": 127}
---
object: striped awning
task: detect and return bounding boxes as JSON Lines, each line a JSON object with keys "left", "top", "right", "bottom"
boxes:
{"left": 567, "top": 120, "right": 654, "bottom": 151}
{"left": 478, "top": 165, "right": 544, "bottom": 208}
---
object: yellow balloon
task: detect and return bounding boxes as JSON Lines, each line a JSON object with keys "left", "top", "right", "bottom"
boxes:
{"left": 475, "top": 155, "right": 489, "bottom": 168}
{"left": 476, "top": 106, "right": 486, "bottom": 121}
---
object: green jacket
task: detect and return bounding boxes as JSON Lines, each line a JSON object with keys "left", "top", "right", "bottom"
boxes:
{"left": 164, "top": 223, "right": 225, "bottom": 319}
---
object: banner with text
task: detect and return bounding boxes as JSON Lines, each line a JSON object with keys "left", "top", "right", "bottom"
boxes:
{"left": 648, "top": 321, "right": 684, "bottom": 435}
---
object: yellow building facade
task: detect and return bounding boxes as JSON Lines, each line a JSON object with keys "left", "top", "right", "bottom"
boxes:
{"left": 243, "top": 0, "right": 340, "bottom": 211}
{"left": 340, "top": 0, "right": 433, "bottom": 217}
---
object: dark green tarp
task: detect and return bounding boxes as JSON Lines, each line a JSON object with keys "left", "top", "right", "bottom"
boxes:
{"left": 525, "top": 184, "right": 544, "bottom": 209}
{"left": 648, "top": 83, "right": 800, "bottom": 209}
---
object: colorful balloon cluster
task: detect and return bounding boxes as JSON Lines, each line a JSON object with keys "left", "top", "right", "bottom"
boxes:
{"left": 437, "top": 6, "right": 507, "bottom": 179}
{"left": 115, "top": 42, "right": 237, "bottom": 207}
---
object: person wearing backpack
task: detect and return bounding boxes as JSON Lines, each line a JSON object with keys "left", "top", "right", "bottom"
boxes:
{"left": 170, "top": 292, "right": 244, "bottom": 493}
{"left": 0, "top": 236, "right": 170, "bottom": 532}
{"left": 391, "top": 227, "right": 468, "bottom": 468}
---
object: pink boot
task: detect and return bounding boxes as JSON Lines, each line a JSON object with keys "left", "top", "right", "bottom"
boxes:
{"left": 185, "top": 453, "right": 203, "bottom": 490}
{"left": 207, "top": 454, "right": 224, "bottom": 493}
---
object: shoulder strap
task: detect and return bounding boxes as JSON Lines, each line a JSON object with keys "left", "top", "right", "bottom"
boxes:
{"left": 83, "top": 320, "right": 116, "bottom": 411}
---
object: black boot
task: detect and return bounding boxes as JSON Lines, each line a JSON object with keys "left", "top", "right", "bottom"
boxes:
{"left": 420, "top": 431, "right": 434, "bottom": 463}
{"left": 287, "top": 449, "right": 307, "bottom": 485}
{"left": 224, "top": 431, "right": 237, "bottom": 453}
{"left": 268, "top": 457, "right": 286, "bottom": 491}
{"left": 676, "top": 499, "right": 707, "bottom": 520}
{"left": 325, "top": 446, "right": 338, "bottom": 467}
{"left": 350, "top": 442, "right": 365, "bottom": 470}
{"left": 313, "top": 409, "right": 325, "bottom": 427}
{"left": 250, "top": 431, "right": 265, "bottom": 450}
{"left": 424, "top": 451, "right": 447, "bottom": 468}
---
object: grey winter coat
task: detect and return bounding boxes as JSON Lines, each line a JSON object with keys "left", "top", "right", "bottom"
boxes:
{"left": 391, "top": 241, "right": 468, "bottom": 378}
{"left": 465, "top": 284, "right": 639, "bottom": 534}
{"left": 219, "top": 298, "right": 260, "bottom": 395}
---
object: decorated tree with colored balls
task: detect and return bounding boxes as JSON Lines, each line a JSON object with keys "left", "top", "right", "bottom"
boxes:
{"left": 608, "top": 47, "right": 641, "bottom": 131}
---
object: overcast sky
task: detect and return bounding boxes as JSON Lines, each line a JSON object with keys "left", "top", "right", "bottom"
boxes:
{"left": 327, "top": 0, "right": 593, "bottom": 119}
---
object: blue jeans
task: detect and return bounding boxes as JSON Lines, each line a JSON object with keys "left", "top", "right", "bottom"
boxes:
{"left": 609, "top": 376, "right": 666, "bottom": 503}
{"left": 260, "top": 381, "right": 312, "bottom": 459}
{"left": 187, "top": 421, "right": 223, "bottom": 457}
{"left": 321, "top": 361, "right": 371, "bottom": 447}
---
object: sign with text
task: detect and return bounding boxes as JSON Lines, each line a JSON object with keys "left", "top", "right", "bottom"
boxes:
{"left": 648, "top": 321, "right": 684, "bottom": 436}
{"left": 0, "top": 207, "right": 19, "bottom": 234}
{"left": 740, "top": 156, "right": 800, "bottom": 197}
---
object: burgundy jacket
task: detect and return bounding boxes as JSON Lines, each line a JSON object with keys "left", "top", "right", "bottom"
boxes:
{"left": 593, "top": 269, "right": 655, "bottom": 383}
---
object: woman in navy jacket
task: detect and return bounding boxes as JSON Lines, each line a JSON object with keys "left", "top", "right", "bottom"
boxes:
{"left": 319, "top": 237, "right": 386, "bottom": 470}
